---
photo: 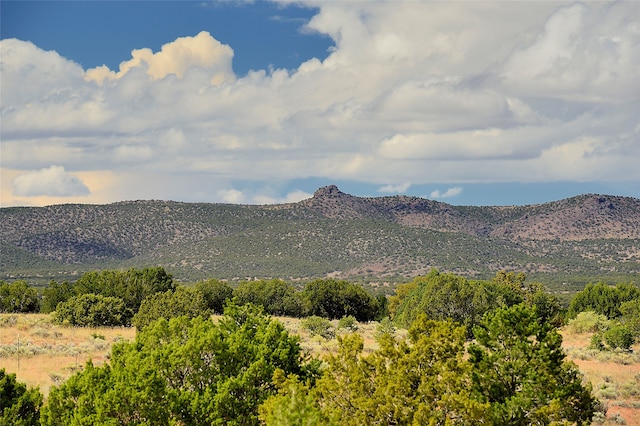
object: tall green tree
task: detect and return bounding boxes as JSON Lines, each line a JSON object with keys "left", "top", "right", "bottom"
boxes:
{"left": 393, "top": 270, "right": 497, "bottom": 334}
{"left": 468, "top": 304, "right": 598, "bottom": 425}
{"left": 393, "top": 270, "right": 561, "bottom": 334}
{"left": 40, "top": 280, "right": 74, "bottom": 314}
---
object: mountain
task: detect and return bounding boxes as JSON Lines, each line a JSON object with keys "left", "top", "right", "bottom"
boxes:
{"left": 1, "top": 185, "right": 639, "bottom": 290}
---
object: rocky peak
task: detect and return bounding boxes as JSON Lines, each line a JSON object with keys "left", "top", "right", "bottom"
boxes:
{"left": 313, "top": 185, "right": 346, "bottom": 199}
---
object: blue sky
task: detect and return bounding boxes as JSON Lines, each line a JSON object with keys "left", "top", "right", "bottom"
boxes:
{"left": 1, "top": 0, "right": 639, "bottom": 207}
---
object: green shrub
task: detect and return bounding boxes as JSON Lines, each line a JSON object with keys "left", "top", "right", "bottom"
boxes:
{"left": 619, "top": 299, "right": 640, "bottom": 338}
{"left": 301, "top": 316, "right": 335, "bottom": 339}
{"left": 620, "top": 379, "right": 640, "bottom": 398}
{"left": 302, "top": 279, "right": 382, "bottom": 321}
{"left": 603, "top": 323, "right": 635, "bottom": 351}
{"left": 132, "top": 286, "right": 209, "bottom": 330}
{"left": 589, "top": 333, "right": 605, "bottom": 351}
{"left": 234, "top": 279, "right": 304, "bottom": 317}
{"left": 52, "top": 294, "right": 132, "bottom": 327}
{"left": 337, "top": 315, "right": 358, "bottom": 331}
{"left": 375, "top": 317, "right": 396, "bottom": 340}
{"left": 195, "top": 279, "right": 233, "bottom": 314}
{"left": 0, "top": 280, "right": 39, "bottom": 313}
{"left": 567, "top": 311, "right": 609, "bottom": 334}
{"left": 0, "top": 315, "right": 18, "bottom": 328}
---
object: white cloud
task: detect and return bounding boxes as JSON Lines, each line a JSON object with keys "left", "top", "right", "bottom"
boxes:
{"left": 253, "top": 189, "right": 313, "bottom": 205}
{"left": 85, "top": 31, "right": 235, "bottom": 85}
{"left": 216, "top": 188, "right": 312, "bottom": 205}
{"left": 217, "top": 188, "right": 247, "bottom": 204}
{"left": 0, "top": 39, "right": 86, "bottom": 107}
{"left": 497, "top": 2, "right": 640, "bottom": 102}
{"left": 1, "top": 1, "right": 638, "bottom": 206}
{"left": 378, "top": 183, "right": 411, "bottom": 193}
{"left": 430, "top": 187, "right": 463, "bottom": 199}
{"left": 12, "top": 166, "right": 90, "bottom": 197}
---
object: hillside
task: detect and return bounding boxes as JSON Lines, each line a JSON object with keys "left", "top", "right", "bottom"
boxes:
{"left": 1, "top": 185, "right": 639, "bottom": 289}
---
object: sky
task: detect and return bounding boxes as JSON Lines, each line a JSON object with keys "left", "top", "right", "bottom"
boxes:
{"left": 1, "top": 0, "right": 639, "bottom": 207}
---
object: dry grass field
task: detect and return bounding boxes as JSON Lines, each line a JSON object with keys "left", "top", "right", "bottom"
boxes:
{"left": 0, "top": 314, "right": 135, "bottom": 396}
{"left": 1, "top": 313, "right": 638, "bottom": 424}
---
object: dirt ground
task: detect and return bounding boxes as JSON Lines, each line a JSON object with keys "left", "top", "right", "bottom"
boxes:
{"left": 562, "top": 330, "right": 640, "bottom": 425}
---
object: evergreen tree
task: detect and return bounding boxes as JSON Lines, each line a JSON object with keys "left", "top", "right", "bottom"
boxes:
{"left": 0, "top": 280, "right": 39, "bottom": 313}
{"left": 468, "top": 304, "right": 597, "bottom": 425}
{"left": 195, "top": 278, "right": 234, "bottom": 314}
{"left": 40, "top": 280, "right": 74, "bottom": 314}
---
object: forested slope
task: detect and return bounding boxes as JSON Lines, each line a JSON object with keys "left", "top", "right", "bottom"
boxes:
{"left": 2, "top": 186, "right": 639, "bottom": 288}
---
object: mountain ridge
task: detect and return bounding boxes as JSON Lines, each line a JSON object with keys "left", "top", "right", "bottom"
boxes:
{"left": 2, "top": 186, "right": 639, "bottom": 287}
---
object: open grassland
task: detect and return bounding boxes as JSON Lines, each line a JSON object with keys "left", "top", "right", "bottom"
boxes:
{"left": 1, "top": 313, "right": 638, "bottom": 424}
{"left": 0, "top": 314, "right": 135, "bottom": 396}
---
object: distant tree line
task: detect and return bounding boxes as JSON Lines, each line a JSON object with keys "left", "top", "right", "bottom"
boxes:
{"left": 566, "top": 281, "right": 640, "bottom": 351}
{"left": 0, "top": 268, "right": 386, "bottom": 328}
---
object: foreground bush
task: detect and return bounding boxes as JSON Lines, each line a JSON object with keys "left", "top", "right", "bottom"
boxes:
{"left": 41, "top": 304, "right": 319, "bottom": 426}
{"left": 469, "top": 304, "right": 598, "bottom": 424}
{"left": 262, "top": 304, "right": 598, "bottom": 425}
{"left": 0, "top": 368, "right": 42, "bottom": 426}
{"left": 602, "top": 322, "right": 635, "bottom": 350}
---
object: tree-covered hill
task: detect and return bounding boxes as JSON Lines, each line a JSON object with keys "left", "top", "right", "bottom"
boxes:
{"left": 1, "top": 186, "right": 639, "bottom": 288}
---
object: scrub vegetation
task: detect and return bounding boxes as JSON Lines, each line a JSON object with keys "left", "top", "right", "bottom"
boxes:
{"left": 1, "top": 267, "right": 639, "bottom": 424}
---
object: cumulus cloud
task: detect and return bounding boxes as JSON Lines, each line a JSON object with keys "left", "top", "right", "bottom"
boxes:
{"left": 378, "top": 183, "right": 411, "bottom": 193}
{"left": 430, "top": 187, "right": 463, "bottom": 199}
{"left": 497, "top": 2, "right": 640, "bottom": 101}
{"left": 0, "top": 39, "right": 86, "bottom": 107}
{"left": 85, "top": 31, "right": 235, "bottom": 85}
{"left": 12, "top": 166, "right": 90, "bottom": 197}
{"left": 1, "top": 1, "right": 639, "bottom": 206}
